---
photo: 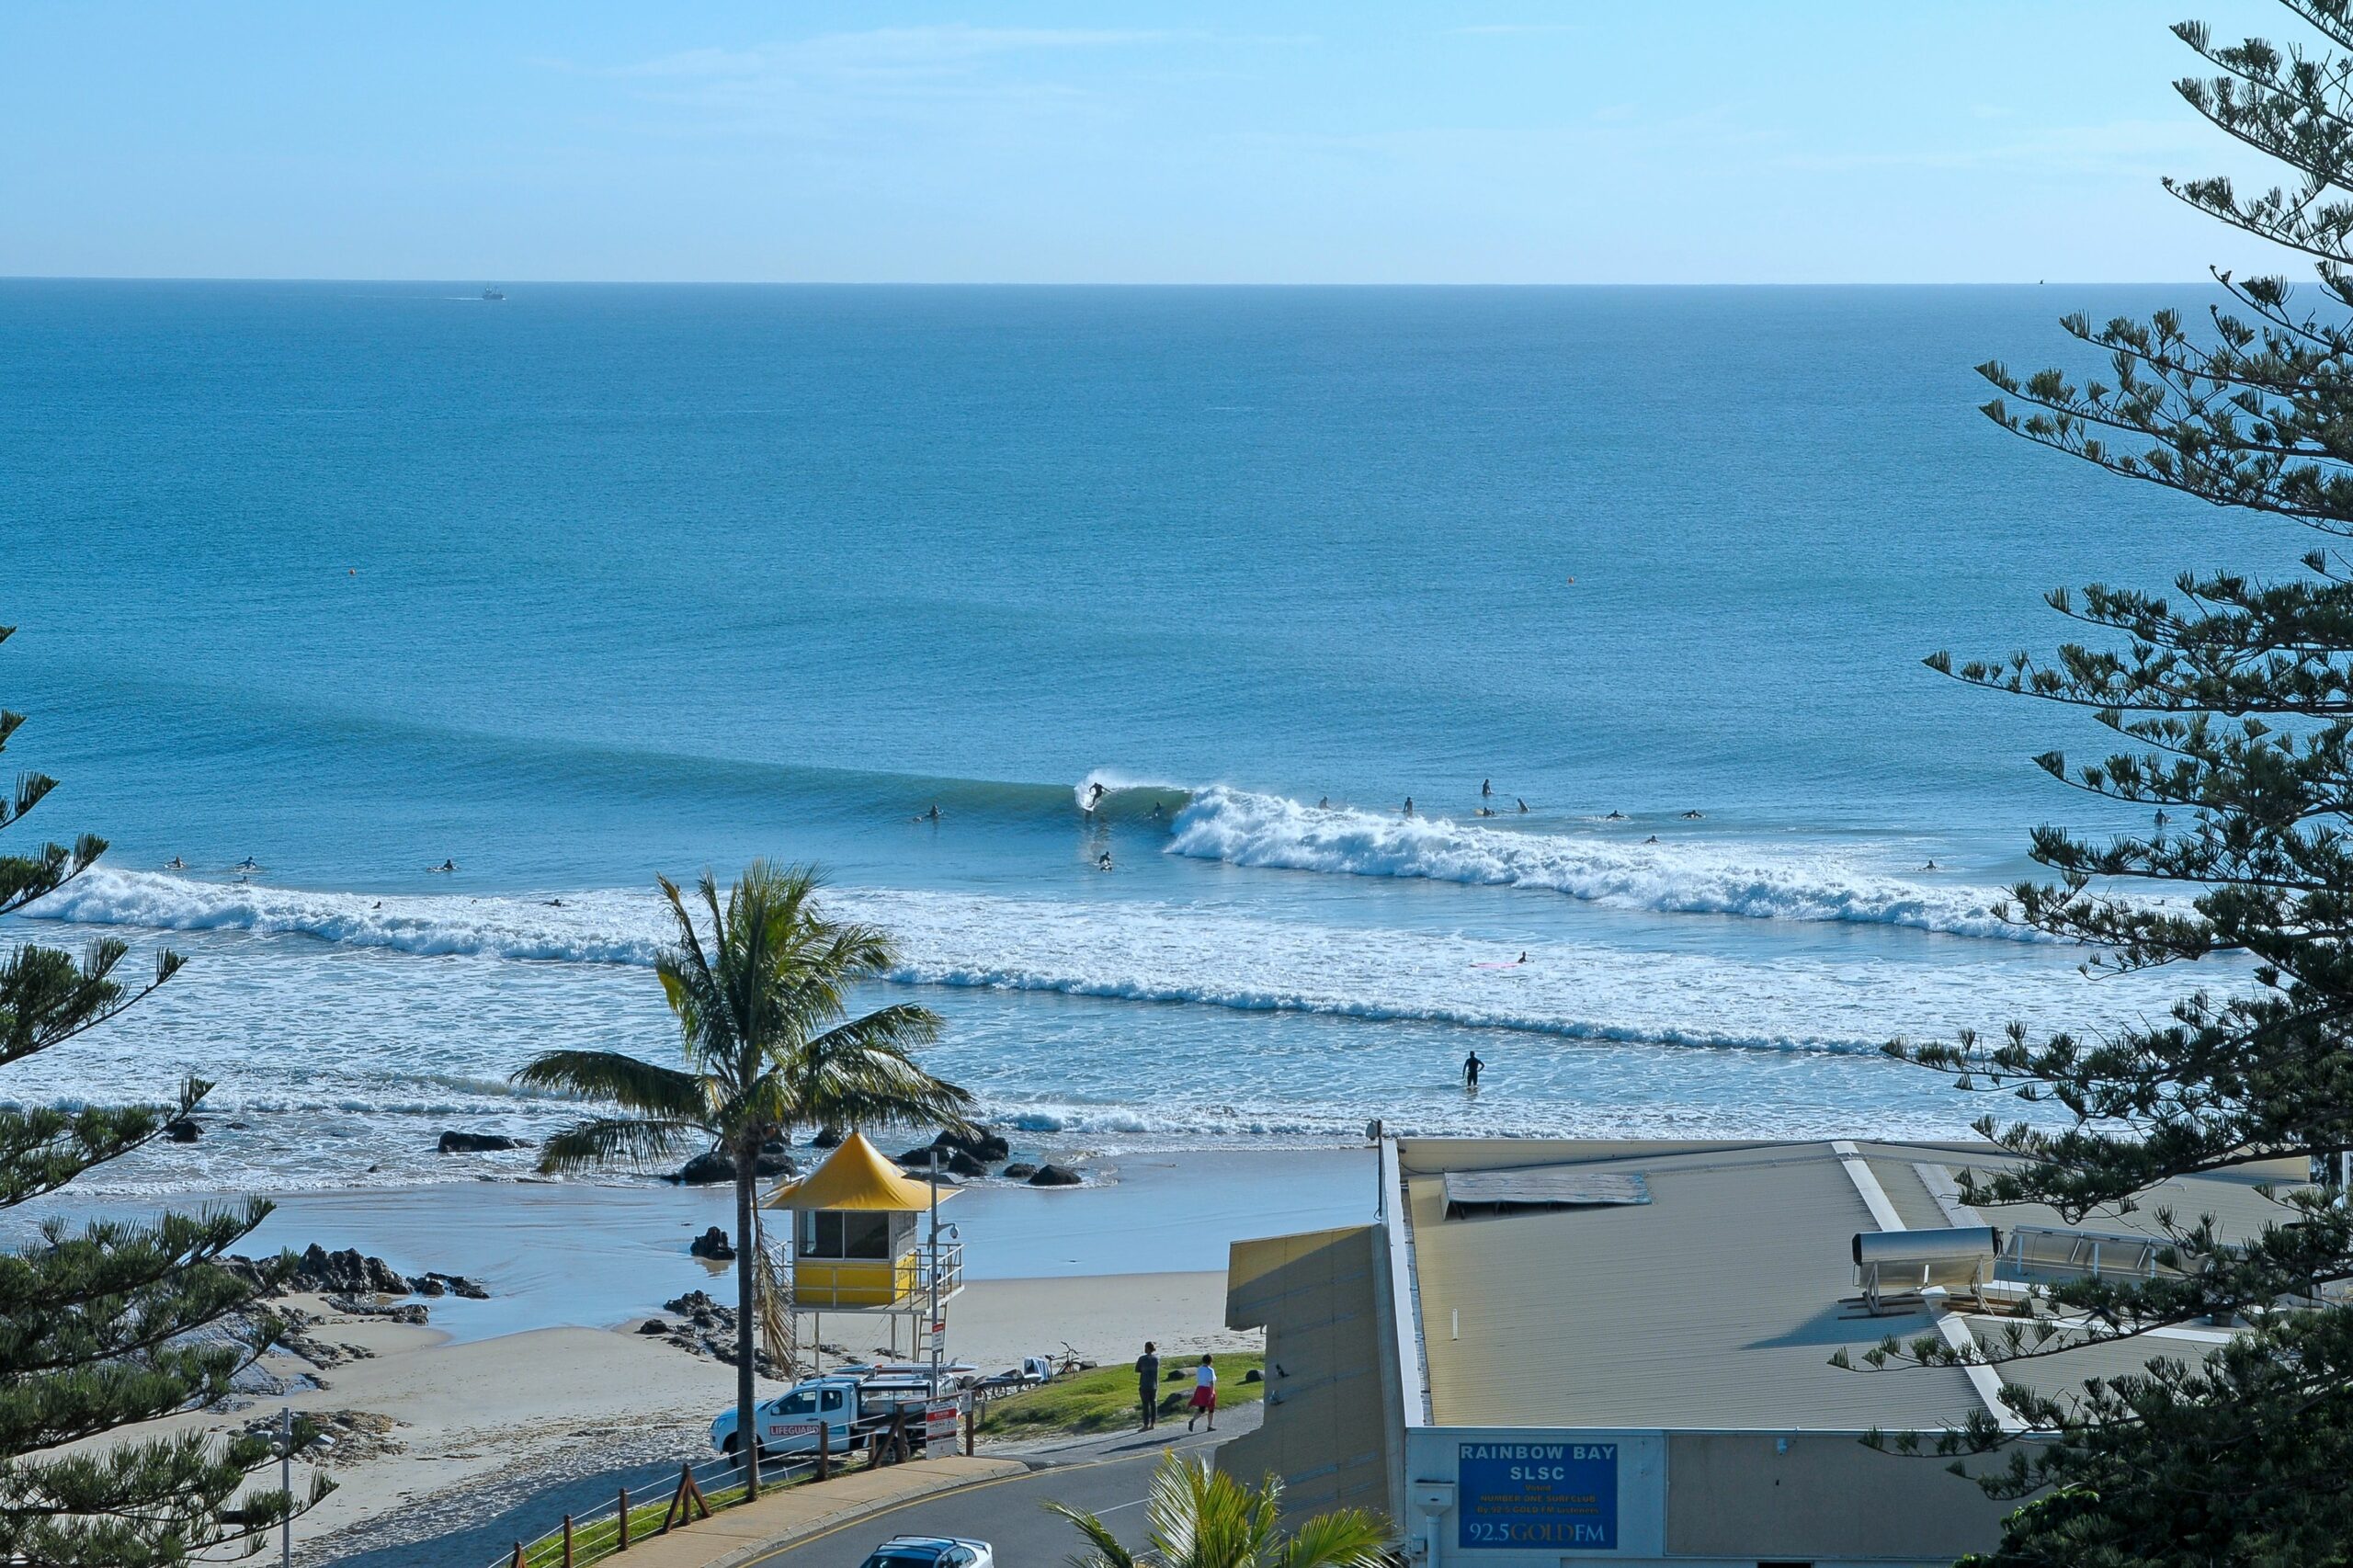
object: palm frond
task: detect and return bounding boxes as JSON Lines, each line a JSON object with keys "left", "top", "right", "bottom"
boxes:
{"left": 1270, "top": 1510, "right": 1391, "bottom": 1568}
{"left": 784, "top": 1018, "right": 972, "bottom": 1135}
{"left": 510, "top": 1050, "right": 710, "bottom": 1119}
{"left": 1046, "top": 1503, "right": 1141, "bottom": 1568}
{"left": 535, "top": 1117, "right": 701, "bottom": 1174}
{"left": 1147, "top": 1453, "right": 1219, "bottom": 1568}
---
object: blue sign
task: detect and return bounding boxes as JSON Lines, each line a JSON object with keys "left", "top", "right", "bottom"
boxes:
{"left": 1457, "top": 1442, "right": 1618, "bottom": 1551}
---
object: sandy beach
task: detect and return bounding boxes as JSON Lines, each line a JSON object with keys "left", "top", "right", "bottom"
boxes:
{"left": 111, "top": 1147, "right": 1373, "bottom": 1566}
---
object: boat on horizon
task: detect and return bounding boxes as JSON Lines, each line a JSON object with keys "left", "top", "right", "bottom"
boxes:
{"left": 482, "top": 285, "right": 506, "bottom": 301}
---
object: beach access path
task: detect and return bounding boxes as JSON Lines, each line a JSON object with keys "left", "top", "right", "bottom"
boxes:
{"left": 633, "top": 1415, "right": 1253, "bottom": 1568}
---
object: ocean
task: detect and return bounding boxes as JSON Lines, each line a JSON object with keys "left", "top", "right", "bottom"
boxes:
{"left": 0, "top": 279, "right": 2259, "bottom": 1193}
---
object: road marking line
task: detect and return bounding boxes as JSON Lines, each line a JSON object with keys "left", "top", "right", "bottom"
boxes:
{"left": 747, "top": 1443, "right": 1217, "bottom": 1565}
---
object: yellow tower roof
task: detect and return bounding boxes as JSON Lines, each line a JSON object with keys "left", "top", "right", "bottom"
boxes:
{"left": 761, "top": 1131, "right": 961, "bottom": 1211}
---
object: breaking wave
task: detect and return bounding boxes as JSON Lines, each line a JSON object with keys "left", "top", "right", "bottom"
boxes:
{"left": 1165, "top": 787, "right": 2029, "bottom": 940}
{"left": 18, "top": 868, "right": 2049, "bottom": 1053}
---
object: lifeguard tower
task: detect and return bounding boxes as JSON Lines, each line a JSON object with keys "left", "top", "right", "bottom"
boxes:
{"left": 759, "top": 1131, "right": 962, "bottom": 1373}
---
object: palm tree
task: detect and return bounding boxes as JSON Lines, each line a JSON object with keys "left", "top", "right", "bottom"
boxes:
{"left": 512, "top": 860, "right": 973, "bottom": 1496}
{"left": 1051, "top": 1453, "right": 1391, "bottom": 1568}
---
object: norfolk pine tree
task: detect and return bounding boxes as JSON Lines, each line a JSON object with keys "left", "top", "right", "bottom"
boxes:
{"left": 0, "top": 623, "right": 324, "bottom": 1564}
{"left": 1855, "top": 4, "right": 2353, "bottom": 1563}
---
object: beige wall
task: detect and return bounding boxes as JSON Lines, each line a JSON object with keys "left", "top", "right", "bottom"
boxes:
{"left": 1222, "top": 1225, "right": 1399, "bottom": 1525}
{"left": 1665, "top": 1432, "right": 2009, "bottom": 1560}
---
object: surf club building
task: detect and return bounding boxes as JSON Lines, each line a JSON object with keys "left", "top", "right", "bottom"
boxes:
{"left": 1222, "top": 1135, "right": 2302, "bottom": 1568}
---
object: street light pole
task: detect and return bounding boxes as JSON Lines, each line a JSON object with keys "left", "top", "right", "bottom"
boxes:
{"left": 927, "top": 1156, "right": 941, "bottom": 1396}
{"left": 278, "top": 1404, "right": 293, "bottom": 1568}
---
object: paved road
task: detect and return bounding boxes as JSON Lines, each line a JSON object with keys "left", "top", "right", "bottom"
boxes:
{"left": 748, "top": 1425, "right": 1235, "bottom": 1568}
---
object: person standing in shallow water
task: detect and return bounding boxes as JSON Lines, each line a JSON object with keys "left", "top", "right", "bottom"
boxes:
{"left": 1135, "top": 1341, "right": 1161, "bottom": 1431}
{"left": 1464, "top": 1051, "right": 1484, "bottom": 1088}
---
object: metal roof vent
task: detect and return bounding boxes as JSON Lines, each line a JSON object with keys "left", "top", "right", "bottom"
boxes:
{"left": 1442, "top": 1165, "right": 1650, "bottom": 1216}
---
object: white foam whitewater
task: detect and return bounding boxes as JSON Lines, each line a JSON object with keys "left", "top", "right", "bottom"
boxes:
{"left": 1165, "top": 786, "right": 2028, "bottom": 940}
{"left": 28, "top": 867, "right": 2097, "bottom": 1054}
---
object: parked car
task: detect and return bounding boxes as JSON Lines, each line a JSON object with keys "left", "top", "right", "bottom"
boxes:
{"left": 858, "top": 1537, "right": 994, "bottom": 1568}
{"left": 708, "top": 1373, "right": 958, "bottom": 1459}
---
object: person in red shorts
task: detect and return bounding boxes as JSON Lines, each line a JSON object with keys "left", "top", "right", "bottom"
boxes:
{"left": 1186, "top": 1353, "right": 1218, "bottom": 1432}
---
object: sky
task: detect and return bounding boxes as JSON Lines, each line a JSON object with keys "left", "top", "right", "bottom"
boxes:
{"left": 0, "top": 0, "right": 2315, "bottom": 283}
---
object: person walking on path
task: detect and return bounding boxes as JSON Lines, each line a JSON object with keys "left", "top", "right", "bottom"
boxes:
{"left": 1187, "top": 1353, "right": 1219, "bottom": 1432}
{"left": 1135, "top": 1341, "right": 1162, "bottom": 1431}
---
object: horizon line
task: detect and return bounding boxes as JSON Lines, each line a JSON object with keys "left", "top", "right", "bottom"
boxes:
{"left": 0, "top": 274, "right": 2233, "bottom": 289}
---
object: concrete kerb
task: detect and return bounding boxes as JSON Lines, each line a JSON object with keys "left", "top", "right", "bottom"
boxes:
{"left": 611, "top": 1457, "right": 1034, "bottom": 1568}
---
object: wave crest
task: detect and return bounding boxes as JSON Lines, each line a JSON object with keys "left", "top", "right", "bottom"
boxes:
{"left": 1165, "top": 786, "right": 2025, "bottom": 940}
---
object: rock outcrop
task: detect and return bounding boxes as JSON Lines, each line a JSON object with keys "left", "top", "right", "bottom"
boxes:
{"left": 437, "top": 1131, "right": 527, "bottom": 1153}
{"left": 673, "top": 1143, "right": 795, "bottom": 1185}
{"left": 899, "top": 1145, "right": 985, "bottom": 1178}
{"left": 932, "top": 1128, "right": 1011, "bottom": 1164}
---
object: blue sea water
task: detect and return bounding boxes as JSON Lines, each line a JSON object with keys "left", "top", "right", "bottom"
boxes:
{"left": 0, "top": 280, "right": 2270, "bottom": 1191}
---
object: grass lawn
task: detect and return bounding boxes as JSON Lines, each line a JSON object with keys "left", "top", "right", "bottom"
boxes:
{"left": 520, "top": 1473, "right": 760, "bottom": 1567}
{"left": 977, "top": 1353, "right": 1266, "bottom": 1437}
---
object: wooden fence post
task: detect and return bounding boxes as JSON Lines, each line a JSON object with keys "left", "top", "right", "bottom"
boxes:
{"left": 660, "top": 1464, "right": 711, "bottom": 1534}
{"left": 817, "top": 1417, "right": 830, "bottom": 1483}
{"left": 963, "top": 1396, "right": 975, "bottom": 1456}
{"left": 561, "top": 1514, "right": 574, "bottom": 1568}
{"left": 618, "top": 1486, "right": 631, "bottom": 1551}
{"left": 509, "top": 1545, "right": 525, "bottom": 1568}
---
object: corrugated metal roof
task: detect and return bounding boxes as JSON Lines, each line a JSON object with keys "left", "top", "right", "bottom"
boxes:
{"left": 1864, "top": 1159, "right": 1953, "bottom": 1233}
{"left": 1859, "top": 1141, "right": 2310, "bottom": 1251}
{"left": 1410, "top": 1142, "right": 1986, "bottom": 1431}
{"left": 1442, "top": 1166, "right": 1651, "bottom": 1211}
{"left": 1966, "top": 1316, "right": 2239, "bottom": 1397}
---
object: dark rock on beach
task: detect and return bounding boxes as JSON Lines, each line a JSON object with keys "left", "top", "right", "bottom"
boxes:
{"left": 1028, "top": 1164, "right": 1083, "bottom": 1187}
{"left": 657, "top": 1290, "right": 787, "bottom": 1376}
{"left": 675, "top": 1144, "right": 795, "bottom": 1185}
{"left": 813, "top": 1126, "right": 842, "bottom": 1148}
{"left": 1001, "top": 1162, "right": 1039, "bottom": 1180}
{"left": 298, "top": 1244, "right": 412, "bottom": 1296}
{"left": 164, "top": 1117, "right": 202, "bottom": 1142}
{"left": 933, "top": 1128, "right": 1011, "bottom": 1164}
{"left": 436, "top": 1131, "right": 526, "bottom": 1153}
{"left": 218, "top": 1245, "right": 492, "bottom": 1304}
{"left": 689, "top": 1226, "right": 735, "bottom": 1261}
{"left": 325, "top": 1296, "right": 429, "bottom": 1325}
{"left": 900, "top": 1145, "right": 985, "bottom": 1178}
